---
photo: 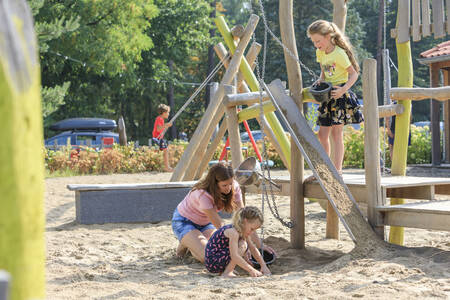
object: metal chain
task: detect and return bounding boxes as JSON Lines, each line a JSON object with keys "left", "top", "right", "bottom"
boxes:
{"left": 254, "top": 4, "right": 319, "bottom": 82}
{"left": 250, "top": 0, "right": 294, "bottom": 229}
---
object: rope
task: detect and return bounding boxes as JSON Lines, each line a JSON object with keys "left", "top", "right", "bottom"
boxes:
{"left": 158, "top": 53, "right": 230, "bottom": 139}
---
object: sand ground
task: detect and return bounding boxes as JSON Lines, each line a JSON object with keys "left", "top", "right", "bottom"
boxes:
{"left": 45, "top": 169, "right": 450, "bottom": 299}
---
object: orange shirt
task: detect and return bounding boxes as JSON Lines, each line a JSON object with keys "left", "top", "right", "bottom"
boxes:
{"left": 152, "top": 116, "right": 165, "bottom": 139}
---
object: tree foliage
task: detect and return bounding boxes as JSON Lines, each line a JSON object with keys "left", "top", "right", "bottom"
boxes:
{"left": 36, "top": 0, "right": 448, "bottom": 142}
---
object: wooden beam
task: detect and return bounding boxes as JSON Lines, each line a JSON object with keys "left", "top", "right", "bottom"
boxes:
{"left": 387, "top": 185, "right": 435, "bottom": 200}
{"left": 363, "top": 58, "right": 384, "bottom": 237}
{"left": 378, "top": 200, "right": 450, "bottom": 231}
{"left": 390, "top": 86, "right": 450, "bottom": 101}
{"left": 378, "top": 103, "right": 405, "bottom": 118}
{"left": 171, "top": 14, "right": 259, "bottom": 181}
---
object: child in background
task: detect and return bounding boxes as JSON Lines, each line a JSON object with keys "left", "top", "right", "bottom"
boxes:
{"left": 152, "top": 104, "right": 173, "bottom": 172}
{"left": 205, "top": 206, "right": 271, "bottom": 278}
{"left": 305, "top": 20, "right": 363, "bottom": 181}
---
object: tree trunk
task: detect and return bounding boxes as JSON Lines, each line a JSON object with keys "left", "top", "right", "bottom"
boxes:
{"left": 204, "top": 0, "right": 217, "bottom": 110}
{"left": 167, "top": 60, "right": 176, "bottom": 139}
{"left": 0, "top": 1, "right": 46, "bottom": 299}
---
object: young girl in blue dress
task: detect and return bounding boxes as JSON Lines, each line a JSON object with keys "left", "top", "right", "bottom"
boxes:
{"left": 204, "top": 206, "right": 271, "bottom": 278}
{"left": 306, "top": 20, "right": 364, "bottom": 181}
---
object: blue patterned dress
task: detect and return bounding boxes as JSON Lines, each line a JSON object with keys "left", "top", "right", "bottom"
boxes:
{"left": 204, "top": 224, "right": 234, "bottom": 273}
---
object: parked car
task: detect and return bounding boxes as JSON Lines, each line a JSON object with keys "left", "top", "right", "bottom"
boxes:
{"left": 45, "top": 118, "right": 119, "bottom": 149}
{"left": 240, "top": 130, "right": 264, "bottom": 143}
{"left": 413, "top": 121, "right": 444, "bottom": 131}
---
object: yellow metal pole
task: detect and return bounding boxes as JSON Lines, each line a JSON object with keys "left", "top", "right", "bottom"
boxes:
{"left": 389, "top": 29, "right": 413, "bottom": 246}
{"left": 215, "top": 16, "right": 291, "bottom": 167}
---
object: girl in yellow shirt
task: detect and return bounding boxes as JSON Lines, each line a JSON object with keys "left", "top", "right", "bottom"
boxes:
{"left": 306, "top": 20, "right": 364, "bottom": 180}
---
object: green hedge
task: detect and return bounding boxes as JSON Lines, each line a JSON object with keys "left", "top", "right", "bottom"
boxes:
{"left": 44, "top": 125, "right": 432, "bottom": 176}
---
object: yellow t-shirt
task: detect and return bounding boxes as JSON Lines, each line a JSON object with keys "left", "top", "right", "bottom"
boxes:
{"left": 316, "top": 46, "right": 351, "bottom": 85}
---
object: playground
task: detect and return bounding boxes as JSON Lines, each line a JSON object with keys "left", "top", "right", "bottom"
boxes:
{"left": 45, "top": 170, "right": 450, "bottom": 299}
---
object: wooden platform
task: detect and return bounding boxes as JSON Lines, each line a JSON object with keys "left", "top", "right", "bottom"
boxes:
{"left": 245, "top": 173, "right": 450, "bottom": 231}
{"left": 247, "top": 174, "right": 450, "bottom": 201}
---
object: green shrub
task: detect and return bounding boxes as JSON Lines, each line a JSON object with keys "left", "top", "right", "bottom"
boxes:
{"left": 44, "top": 125, "right": 434, "bottom": 176}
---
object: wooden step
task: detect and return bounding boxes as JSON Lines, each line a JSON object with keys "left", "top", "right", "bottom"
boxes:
{"left": 376, "top": 200, "right": 450, "bottom": 231}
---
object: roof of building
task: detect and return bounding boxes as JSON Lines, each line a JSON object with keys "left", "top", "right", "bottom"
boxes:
{"left": 418, "top": 41, "right": 450, "bottom": 65}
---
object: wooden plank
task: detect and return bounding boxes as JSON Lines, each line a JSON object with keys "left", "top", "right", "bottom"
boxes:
{"left": 363, "top": 58, "right": 384, "bottom": 236}
{"left": 378, "top": 200, "right": 450, "bottom": 231}
{"left": 435, "top": 184, "right": 450, "bottom": 194}
{"left": 432, "top": 0, "right": 446, "bottom": 38}
{"left": 397, "top": 0, "right": 411, "bottom": 43}
{"left": 267, "top": 79, "right": 379, "bottom": 243}
{"left": 423, "top": 0, "right": 432, "bottom": 36}
{"left": 387, "top": 185, "right": 435, "bottom": 199}
{"left": 381, "top": 210, "right": 450, "bottom": 231}
{"left": 413, "top": 0, "right": 422, "bottom": 41}
{"left": 378, "top": 200, "right": 450, "bottom": 212}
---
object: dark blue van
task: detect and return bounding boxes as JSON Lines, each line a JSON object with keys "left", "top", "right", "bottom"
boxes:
{"left": 45, "top": 118, "right": 119, "bottom": 148}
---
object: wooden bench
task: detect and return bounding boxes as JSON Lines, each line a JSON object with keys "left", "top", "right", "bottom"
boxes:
{"left": 67, "top": 182, "right": 196, "bottom": 224}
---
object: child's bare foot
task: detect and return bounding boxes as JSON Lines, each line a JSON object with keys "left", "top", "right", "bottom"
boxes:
{"left": 176, "top": 243, "right": 188, "bottom": 258}
{"left": 164, "top": 167, "right": 174, "bottom": 172}
{"left": 222, "top": 271, "right": 237, "bottom": 278}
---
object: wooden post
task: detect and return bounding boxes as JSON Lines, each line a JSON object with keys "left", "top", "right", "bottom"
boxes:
{"left": 363, "top": 59, "right": 385, "bottom": 238}
{"left": 118, "top": 116, "right": 127, "bottom": 146}
{"left": 172, "top": 14, "right": 259, "bottom": 181}
{"left": 422, "top": 0, "right": 431, "bottom": 37}
{"left": 443, "top": 69, "right": 450, "bottom": 162}
{"left": 332, "top": 0, "right": 348, "bottom": 31}
{"left": 430, "top": 65, "right": 442, "bottom": 166}
{"left": 225, "top": 85, "right": 242, "bottom": 169}
{"left": 412, "top": 0, "right": 421, "bottom": 41}
{"left": 0, "top": 1, "right": 46, "bottom": 299}
{"left": 279, "top": 0, "right": 305, "bottom": 248}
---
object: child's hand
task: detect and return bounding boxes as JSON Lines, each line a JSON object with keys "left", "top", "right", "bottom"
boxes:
{"left": 165, "top": 122, "right": 172, "bottom": 128}
{"left": 260, "top": 265, "right": 271, "bottom": 276}
{"left": 331, "top": 86, "right": 346, "bottom": 99}
{"left": 248, "top": 268, "right": 263, "bottom": 277}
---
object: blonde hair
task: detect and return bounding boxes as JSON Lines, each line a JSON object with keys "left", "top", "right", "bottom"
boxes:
{"left": 232, "top": 206, "right": 264, "bottom": 237}
{"left": 307, "top": 20, "right": 360, "bottom": 73}
{"left": 193, "top": 163, "right": 237, "bottom": 213}
{"left": 157, "top": 104, "right": 170, "bottom": 115}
